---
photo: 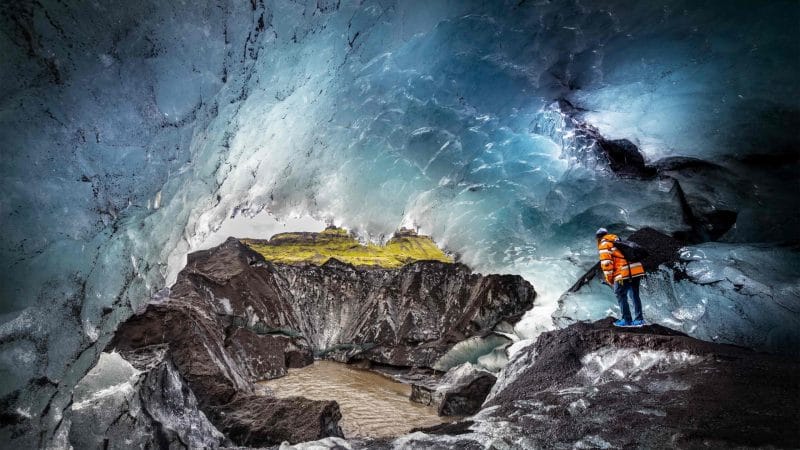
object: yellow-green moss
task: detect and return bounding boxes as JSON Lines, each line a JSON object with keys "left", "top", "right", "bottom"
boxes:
{"left": 242, "top": 227, "right": 452, "bottom": 269}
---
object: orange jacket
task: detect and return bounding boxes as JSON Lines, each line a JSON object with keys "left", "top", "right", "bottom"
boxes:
{"left": 598, "top": 233, "right": 645, "bottom": 284}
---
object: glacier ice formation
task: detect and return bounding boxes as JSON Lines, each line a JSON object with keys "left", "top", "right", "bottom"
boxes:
{"left": 1, "top": 0, "right": 799, "bottom": 446}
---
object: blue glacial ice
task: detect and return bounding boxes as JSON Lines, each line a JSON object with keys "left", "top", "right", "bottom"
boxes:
{"left": 1, "top": 0, "right": 799, "bottom": 445}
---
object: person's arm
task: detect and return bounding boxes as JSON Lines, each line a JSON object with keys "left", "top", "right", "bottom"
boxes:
{"left": 598, "top": 241, "right": 614, "bottom": 285}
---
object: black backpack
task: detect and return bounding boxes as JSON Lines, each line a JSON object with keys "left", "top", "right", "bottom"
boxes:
{"left": 614, "top": 239, "right": 649, "bottom": 263}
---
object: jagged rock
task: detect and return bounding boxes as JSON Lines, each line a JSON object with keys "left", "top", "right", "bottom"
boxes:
{"left": 480, "top": 318, "right": 800, "bottom": 449}
{"left": 410, "top": 363, "right": 496, "bottom": 416}
{"left": 596, "top": 137, "right": 657, "bottom": 179}
{"left": 437, "top": 374, "right": 496, "bottom": 417}
{"left": 174, "top": 237, "right": 535, "bottom": 368}
{"left": 69, "top": 348, "right": 229, "bottom": 449}
{"left": 225, "top": 328, "right": 314, "bottom": 381}
{"left": 207, "top": 395, "right": 343, "bottom": 447}
{"left": 103, "top": 248, "right": 339, "bottom": 446}
{"left": 108, "top": 295, "right": 255, "bottom": 408}
{"left": 627, "top": 226, "right": 683, "bottom": 272}
{"left": 391, "top": 319, "right": 799, "bottom": 448}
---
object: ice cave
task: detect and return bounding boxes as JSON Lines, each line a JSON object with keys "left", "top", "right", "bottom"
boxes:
{"left": 1, "top": 0, "right": 798, "bottom": 448}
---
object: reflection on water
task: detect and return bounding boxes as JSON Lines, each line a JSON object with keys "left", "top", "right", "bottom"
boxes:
{"left": 260, "top": 360, "right": 452, "bottom": 438}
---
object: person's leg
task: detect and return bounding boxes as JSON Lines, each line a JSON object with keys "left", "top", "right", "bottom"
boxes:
{"left": 614, "top": 281, "right": 632, "bottom": 322}
{"left": 630, "top": 277, "right": 643, "bottom": 322}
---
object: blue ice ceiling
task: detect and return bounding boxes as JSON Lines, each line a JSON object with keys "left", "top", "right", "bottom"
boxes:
{"left": 1, "top": 0, "right": 799, "bottom": 445}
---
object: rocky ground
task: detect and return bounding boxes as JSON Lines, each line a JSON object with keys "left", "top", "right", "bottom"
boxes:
{"left": 368, "top": 318, "right": 800, "bottom": 450}
{"left": 76, "top": 237, "right": 534, "bottom": 448}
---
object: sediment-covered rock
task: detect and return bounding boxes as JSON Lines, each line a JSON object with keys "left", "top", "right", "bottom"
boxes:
{"left": 488, "top": 319, "right": 800, "bottom": 448}
{"left": 207, "top": 395, "right": 343, "bottom": 447}
{"left": 171, "top": 237, "right": 535, "bottom": 368}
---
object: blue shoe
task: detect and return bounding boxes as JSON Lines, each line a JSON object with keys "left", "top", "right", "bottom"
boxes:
{"left": 613, "top": 319, "right": 630, "bottom": 327}
{"left": 630, "top": 319, "right": 646, "bottom": 327}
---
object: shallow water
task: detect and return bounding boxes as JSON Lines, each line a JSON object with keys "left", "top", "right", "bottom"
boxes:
{"left": 260, "top": 360, "right": 452, "bottom": 438}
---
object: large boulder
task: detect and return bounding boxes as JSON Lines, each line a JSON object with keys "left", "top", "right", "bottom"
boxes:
{"left": 207, "top": 395, "right": 342, "bottom": 447}
{"left": 108, "top": 297, "right": 254, "bottom": 408}
{"left": 225, "top": 328, "right": 314, "bottom": 381}
{"left": 69, "top": 347, "right": 229, "bottom": 449}
{"left": 410, "top": 363, "right": 496, "bottom": 416}
{"left": 172, "top": 237, "right": 536, "bottom": 368}
{"left": 70, "top": 346, "right": 341, "bottom": 449}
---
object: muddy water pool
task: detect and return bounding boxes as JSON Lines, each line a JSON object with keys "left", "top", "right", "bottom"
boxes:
{"left": 260, "top": 360, "right": 454, "bottom": 438}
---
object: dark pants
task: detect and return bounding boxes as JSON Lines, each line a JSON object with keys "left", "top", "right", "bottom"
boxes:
{"left": 614, "top": 277, "right": 643, "bottom": 322}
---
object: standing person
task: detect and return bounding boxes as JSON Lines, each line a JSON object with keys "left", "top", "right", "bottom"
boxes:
{"left": 596, "top": 228, "right": 646, "bottom": 327}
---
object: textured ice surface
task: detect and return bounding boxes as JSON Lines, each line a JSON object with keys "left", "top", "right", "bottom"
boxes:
{"left": 1, "top": 0, "right": 799, "bottom": 444}
{"left": 69, "top": 353, "right": 142, "bottom": 448}
{"left": 433, "top": 335, "right": 511, "bottom": 372}
{"left": 476, "top": 344, "right": 511, "bottom": 373}
{"left": 71, "top": 352, "right": 140, "bottom": 409}
{"left": 577, "top": 347, "right": 705, "bottom": 385}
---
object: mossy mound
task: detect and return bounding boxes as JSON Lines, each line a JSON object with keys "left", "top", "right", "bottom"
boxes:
{"left": 242, "top": 227, "right": 453, "bottom": 269}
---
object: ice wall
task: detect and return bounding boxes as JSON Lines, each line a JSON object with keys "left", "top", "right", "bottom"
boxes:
{"left": 1, "top": 0, "right": 798, "bottom": 445}
{"left": 0, "top": 1, "right": 255, "bottom": 445}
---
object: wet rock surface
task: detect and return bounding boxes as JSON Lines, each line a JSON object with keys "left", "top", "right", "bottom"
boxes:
{"left": 225, "top": 328, "right": 315, "bottom": 382}
{"left": 100, "top": 238, "right": 534, "bottom": 446}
